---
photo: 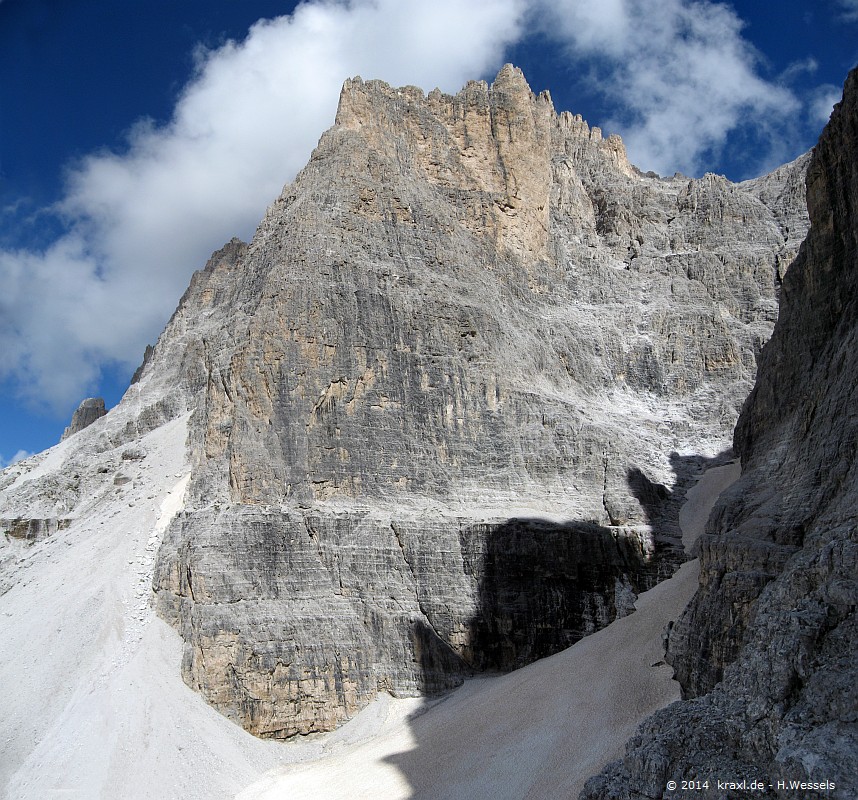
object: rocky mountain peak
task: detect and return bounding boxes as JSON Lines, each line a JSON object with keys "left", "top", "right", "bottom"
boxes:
{"left": 2, "top": 65, "right": 812, "bottom": 747}
{"left": 60, "top": 397, "right": 107, "bottom": 441}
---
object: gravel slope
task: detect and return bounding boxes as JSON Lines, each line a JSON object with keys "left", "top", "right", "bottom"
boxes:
{"left": 0, "top": 417, "right": 738, "bottom": 800}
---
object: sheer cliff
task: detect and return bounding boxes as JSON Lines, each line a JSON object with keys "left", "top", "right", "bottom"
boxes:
{"left": 583, "top": 67, "right": 858, "bottom": 800}
{"left": 1, "top": 66, "right": 809, "bottom": 743}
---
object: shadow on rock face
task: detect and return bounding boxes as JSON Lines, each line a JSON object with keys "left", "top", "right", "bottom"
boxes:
{"left": 381, "top": 449, "right": 734, "bottom": 799}
{"left": 407, "top": 450, "right": 737, "bottom": 682}
{"left": 628, "top": 450, "right": 733, "bottom": 544}
{"left": 459, "top": 517, "right": 661, "bottom": 672}
{"left": 626, "top": 466, "right": 670, "bottom": 518}
{"left": 409, "top": 618, "right": 470, "bottom": 694}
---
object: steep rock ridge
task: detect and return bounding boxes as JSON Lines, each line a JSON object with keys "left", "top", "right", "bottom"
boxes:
{"left": 1, "top": 66, "right": 808, "bottom": 741}
{"left": 583, "top": 67, "right": 858, "bottom": 800}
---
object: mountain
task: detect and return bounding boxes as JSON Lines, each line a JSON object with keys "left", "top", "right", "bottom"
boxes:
{"left": 146, "top": 64, "right": 805, "bottom": 737}
{"left": 583, "top": 66, "right": 858, "bottom": 800}
{"left": 0, "top": 64, "right": 818, "bottom": 795}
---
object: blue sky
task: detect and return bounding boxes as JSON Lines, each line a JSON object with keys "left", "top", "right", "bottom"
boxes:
{"left": 1, "top": 0, "right": 856, "bottom": 465}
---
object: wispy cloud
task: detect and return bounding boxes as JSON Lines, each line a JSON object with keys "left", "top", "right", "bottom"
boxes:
{"left": 810, "top": 83, "right": 844, "bottom": 125}
{"left": 779, "top": 57, "right": 818, "bottom": 84}
{"left": 0, "top": 449, "right": 33, "bottom": 469}
{"left": 532, "top": 0, "right": 799, "bottom": 176}
{"left": 838, "top": 0, "right": 858, "bottom": 20}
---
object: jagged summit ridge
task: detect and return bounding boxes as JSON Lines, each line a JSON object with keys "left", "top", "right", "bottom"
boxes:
{"left": 2, "top": 65, "right": 809, "bottom": 743}
{"left": 333, "top": 64, "right": 633, "bottom": 267}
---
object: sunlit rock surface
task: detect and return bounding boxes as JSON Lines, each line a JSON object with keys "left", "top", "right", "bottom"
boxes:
{"left": 61, "top": 397, "right": 107, "bottom": 440}
{"left": 1, "top": 65, "right": 809, "bottom": 740}
{"left": 583, "top": 67, "right": 858, "bottom": 800}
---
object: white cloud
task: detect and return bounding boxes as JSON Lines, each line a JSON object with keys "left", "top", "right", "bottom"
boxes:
{"left": 0, "top": 0, "right": 819, "bottom": 416}
{"left": 0, "top": 450, "right": 33, "bottom": 469}
{"left": 0, "top": 0, "right": 526, "bottom": 412}
{"left": 532, "top": 0, "right": 799, "bottom": 175}
{"left": 809, "top": 83, "right": 843, "bottom": 125}
{"left": 779, "top": 57, "right": 818, "bottom": 84}
{"left": 839, "top": 0, "right": 858, "bottom": 20}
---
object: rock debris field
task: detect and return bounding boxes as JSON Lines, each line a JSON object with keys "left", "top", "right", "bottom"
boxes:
{"left": 0, "top": 412, "right": 737, "bottom": 798}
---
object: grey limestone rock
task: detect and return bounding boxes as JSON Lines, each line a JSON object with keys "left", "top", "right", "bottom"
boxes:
{"left": 1, "top": 65, "right": 810, "bottom": 741}
{"left": 0, "top": 517, "right": 71, "bottom": 545}
{"left": 143, "top": 65, "right": 808, "bottom": 738}
{"left": 582, "top": 67, "right": 858, "bottom": 800}
{"left": 60, "top": 397, "right": 107, "bottom": 440}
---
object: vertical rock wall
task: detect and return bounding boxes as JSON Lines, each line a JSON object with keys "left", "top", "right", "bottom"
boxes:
{"left": 143, "top": 66, "right": 810, "bottom": 738}
{"left": 583, "top": 67, "right": 858, "bottom": 800}
{"left": 1, "top": 65, "right": 810, "bottom": 742}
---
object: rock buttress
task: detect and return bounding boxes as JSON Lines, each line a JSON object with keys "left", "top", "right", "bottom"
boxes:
{"left": 582, "top": 67, "right": 858, "bottom": 800}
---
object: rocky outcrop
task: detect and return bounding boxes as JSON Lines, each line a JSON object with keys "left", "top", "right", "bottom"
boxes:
{"left": 1, "top": 66, "right": 809, "bottom": 741}
{"left": 61, "top": 397, "right": 107, "bottom": 440}
{"left": 1, "top": 517, "right": 71, "bottom": 545}
{"left": 582, "top": 67, "right": 858, "bottom": 800}
{"left": 143, "top": 66, "right": 808, "bottom": 738}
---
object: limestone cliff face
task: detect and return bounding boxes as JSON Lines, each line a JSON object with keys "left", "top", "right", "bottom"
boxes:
{"left": 147, "top": 66, "right": 807, "bottom": 737}
{"left": 583, "top": 67, "right": 858, "bottom": 800}
{"left": 0, "top": 66, "right": 808, "bottom": 739}
{"left": 61, "top": 397, "right": 107, "bottom": 440}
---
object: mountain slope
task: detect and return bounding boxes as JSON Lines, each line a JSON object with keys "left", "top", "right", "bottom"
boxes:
{"left": 1, "top": 65, "right": 808, "bottom": 755}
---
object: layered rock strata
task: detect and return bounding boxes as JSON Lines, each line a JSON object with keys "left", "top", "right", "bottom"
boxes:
{"left": 1, "top": 516, "right": 71, "bottom": 544}
{"left": 1, "top": 66, "right": 809, "bottom": 739}
{"left": 583, "top": 67, "right": 858, "bottom": 800}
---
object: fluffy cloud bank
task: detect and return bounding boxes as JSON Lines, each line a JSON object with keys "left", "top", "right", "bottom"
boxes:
{"left": 0, "top": 0, "right": 820, "bottom": 414}
{"left": 0, "top": 0, "right": 525, "bottom": 411}
{"left": 531, "top": 0, "right": 799, "bottom": 173}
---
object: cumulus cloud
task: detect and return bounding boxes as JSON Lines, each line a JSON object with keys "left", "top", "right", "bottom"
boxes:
{"left": 0, "top": 0, "right": 822, "bottom": 416}
{"left": 532, "top": 0, "right": 799, "bottom": 175}
{"left": 0, "top": 0, "right": 526, "bottom": 412}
